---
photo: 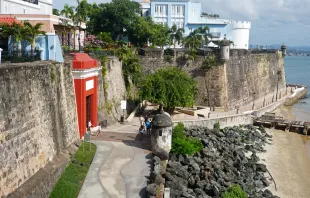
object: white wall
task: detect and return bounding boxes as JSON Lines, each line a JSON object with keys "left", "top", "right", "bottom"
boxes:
{"left": 229, "top": 21, "right": 251, "bottom": 50}
{"left": 1, "top": 0, "right": 52, "bottom": 14}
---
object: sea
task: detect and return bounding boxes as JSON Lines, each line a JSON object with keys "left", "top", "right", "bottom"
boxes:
{"left": 284, "top": 56, "right": 310, "bottom": 120}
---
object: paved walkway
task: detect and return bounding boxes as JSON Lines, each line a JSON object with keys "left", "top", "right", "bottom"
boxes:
{"left": 78, "top": 140, "right": 151, "bottom": 198}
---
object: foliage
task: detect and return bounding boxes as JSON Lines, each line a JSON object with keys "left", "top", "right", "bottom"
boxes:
{"left": 62, "top": 45, "right": 70, "bottom": 52}
{"left": 171, "top": 123, "right": 203, "bottom": 155}
{"left": 214, "top": 122, "right": 220, "bottom": 132}
{"left": 139, "top": 67, "right": 197, "bottom": 112}
{"left": 74, "top": 0, "right": 90, "bottom": 26}
{"left": 87, "top": 0, "right": 140, "bottom": 40}
{"left": 23, "top": 21, "right": 45, "bottom": 57}
{"left": 186, "top": 48, "right": 197, "bottom": 61}
{"left": 202, "top": 54, "right": 223, "bottom": 70}
{"left": 149, "top": 23, "right": 171, "bottom": 48}
{"left": 201, "top": 12, "right": 220, "bottom": 18}
{"left": 126, "top": 16, "right": 153, "bottom": 47}
{"left": 2, "top": 22, "right": 28, "bottom": 56}
{"left": 50, "top": 142, "right": 96, "bottom": 198}
{"left": 2, "top": 52, "right": 41, "bottom": 63}
{"left": 266, "top": 55, "right": 271, "bottom": 62}
{"left": 221, "top": 185, "right": 248, "bottom": 198}
{"left": 61, "top": 4, "right": 75, "bottom": 19}
{"left": 165, "top": 54, "right": 173, "bottom": 64}
{"left": 53, "top": 8, "right": 60, "bottom": 16}
{"left": 183, "top": 26, "right": 211, "bottom": 49}
{"left": 98, "top": 32, "right": 114, "bottom": 49}
{"left": 170, "top": 24, "right": 184, "bottom": 48}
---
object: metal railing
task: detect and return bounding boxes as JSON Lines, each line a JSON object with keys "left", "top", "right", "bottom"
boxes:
{"left": 22, "top": 0, "right": 39, "bottom": 5}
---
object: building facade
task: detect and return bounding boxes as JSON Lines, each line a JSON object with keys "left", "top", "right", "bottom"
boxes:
{"left": 142, "top": 0, "right": 251, "bottom": 49}
{"left": 0, "top": 0, "right": 52, "bottom": 15}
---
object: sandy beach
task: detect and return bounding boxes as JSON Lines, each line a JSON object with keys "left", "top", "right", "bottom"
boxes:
{"left": 258, "top": 105, "right": 310, "bottom": 198}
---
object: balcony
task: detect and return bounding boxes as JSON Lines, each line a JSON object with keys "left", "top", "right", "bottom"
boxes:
{"left": 22, "top": 0, "right": 39, "bottom": 5}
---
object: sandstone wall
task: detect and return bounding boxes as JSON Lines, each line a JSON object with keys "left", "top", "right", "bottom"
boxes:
{"left": 0, "top": 61, "right": 79, "bottom": 196}
{"left": 138, "top": 50, "right": 286, "bottom": 111}
{"left": 225, "top": 50, "right": 286, "bottom": 110}
{"left": 97, "top": 57, "right": 127, "bottom": 124}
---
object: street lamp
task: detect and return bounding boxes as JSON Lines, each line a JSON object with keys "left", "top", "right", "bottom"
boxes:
{"left": 276, "top": 70, "right": 281, "bottom": 101}
{"left": 252, "top": 91, "right": 256, "bottom": 110}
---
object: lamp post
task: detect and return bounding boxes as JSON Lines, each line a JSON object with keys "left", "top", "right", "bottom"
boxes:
{"left": 252, "top": 92, "right": 256, "bottom": 110}
{"left": 276, "top": 70, "right": 281, "bottom": 101}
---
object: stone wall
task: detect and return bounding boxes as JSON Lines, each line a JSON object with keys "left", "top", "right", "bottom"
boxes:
{"left": 138, "top": 50, "right": 286, "bottom": 111}
{"left": 97, "top": 57, "right": 127, "bottom": 124}
{"left": 0, "top": 61, "right": 79, "bottom": 196}
{"left": 225, "top": 50, "right": 286, "bottom": 110}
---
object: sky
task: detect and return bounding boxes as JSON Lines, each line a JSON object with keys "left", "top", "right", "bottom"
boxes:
{"left": 53, "top": 0, "right": 310, "bottom": 46}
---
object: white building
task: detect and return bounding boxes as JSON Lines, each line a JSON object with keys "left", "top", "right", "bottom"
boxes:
{"left": 0, "top": 0, "right": 52, "bottom": 15}
{"left": 141, "top": 0, "right": 251, "bottom": 49}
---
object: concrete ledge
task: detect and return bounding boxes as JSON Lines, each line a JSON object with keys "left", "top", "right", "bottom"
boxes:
{"left": 284, "top": 87, "right": 307, "bottom": 106}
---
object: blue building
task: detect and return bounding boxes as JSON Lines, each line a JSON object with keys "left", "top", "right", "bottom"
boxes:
{"left": 140, "top": 0, "right": 251, "bottom": 49}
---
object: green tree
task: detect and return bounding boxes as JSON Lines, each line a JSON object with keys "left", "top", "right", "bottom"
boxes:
{"left": 61, "top": 4, "right": 75, "bottom": 19}
{"left": 53, "top": 8, "right": 60, "bottom": 16}
{"left": 2, "top": 22, "right": 28, "bottom": 57}
{"left": 87, "top": 0, "right": 140, "bottom": 40}
{"left": 23, "top": 21, "right": 45, "bottom": 58}
{"left": 98, "top": 32, "right": 114, "bottom": 49}
{"left": 183, "top": 26, "right": 211, "bottom": 49}
{"left": 139, "top": 67, "right": 197, "bottom": 113}
{"left": 74, "top": 0, "right": 90, "bottom": 50}
{"left": 170, "top": 24, "right": 184, "bottom": 48}
{"left": 126, "top": 16, "right": 153, "bottom": 47}
{"left": 149, "top": 23, "right": 171, "bottom": 48}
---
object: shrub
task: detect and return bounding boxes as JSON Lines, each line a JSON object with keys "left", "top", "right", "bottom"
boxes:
{"left": 221, "top": 185, "right": 248, "bottom": 198}
{"left": 171, "top": 123, "right": 203, "bottom": 155}
{"left": 214, "top": 122, "right": 220, "bottom": 132}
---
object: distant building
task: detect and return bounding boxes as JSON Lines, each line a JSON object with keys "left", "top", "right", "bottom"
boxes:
{"left": 0, "top": 0, "right": 86, "bottom": 51}
{"left": 0, "top": 0, "right": 52, "bottom": 15}
{"left": 140, "top": 0, "right": 251, "bottom": 49}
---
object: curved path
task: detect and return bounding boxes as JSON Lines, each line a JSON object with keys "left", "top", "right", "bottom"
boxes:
{"left": 78, "top": 140, "right": 151, "bottom": 198}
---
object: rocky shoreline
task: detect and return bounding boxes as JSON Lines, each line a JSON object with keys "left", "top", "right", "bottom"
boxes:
{"left": 147, "top": 125, "right": 279, "bottom": 198}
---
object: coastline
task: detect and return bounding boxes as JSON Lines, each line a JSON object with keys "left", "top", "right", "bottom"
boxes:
{"left": 259, "top": 105, "right": 310, "bottom": 198}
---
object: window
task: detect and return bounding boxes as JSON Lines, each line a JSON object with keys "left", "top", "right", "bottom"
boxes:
{"left": 4, "top": 4, "right": 8, "bottom": 13}
{"left": 23, "top": 8, "right": 27, "bottom": 14}
{"left": 172, "top": 6, "right": 175, "bottom": 16}
{"left": 176, "top": 6, "right": 179, "bottom": 15}
{"left": 11, "top": 5, "right": 15, "bottom": 14}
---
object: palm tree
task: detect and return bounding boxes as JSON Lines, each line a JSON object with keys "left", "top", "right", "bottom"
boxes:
{"left": 184, "top": 26, "right": 211, "bottom": 49}
{"left": 60, "top": 4, "right": 75, "bottom": 48}
{"left": 74, "top": 0, "right": 89, "bottom": 51}
{"left": 61, "top": 4, "right": 75, "bottom": 19}
{"left": 53, "top": 8, "right": 60, "bottom": 16}
{"left": 24, "top": 21, "right": 45, "bottom": 58}
{"left": 2, "top": 22, "right": 28, "bottom": 57}
{"left": 170, "top": 25, "right": 184, "bottom": 49}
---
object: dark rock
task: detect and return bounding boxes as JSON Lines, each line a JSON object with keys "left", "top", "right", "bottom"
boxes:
{"left": 256, "top": 164, "right": 267, "bottom": 172}
{"left": 146, "top": 184, "right": 158, "bottom": 196}
{"left": 80, "top": 162, "right": 86, "bottom": 166}
{"left": 153, "top": 146, "right": 169, "bottom": 160}
{"left": 170, "top": 153, "right": 177, "bottom": 161}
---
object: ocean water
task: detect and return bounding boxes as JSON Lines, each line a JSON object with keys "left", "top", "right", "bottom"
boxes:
{"left": 284, "top": 56, "right": 310, "bottom": 117}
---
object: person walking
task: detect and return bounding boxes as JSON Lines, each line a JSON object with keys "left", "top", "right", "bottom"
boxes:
{"left": 139, "top": 115, "right": 144, "bottom": 127}
{"left": 88, "top": 120, "right": 92, "bottom": 132}
{"left": 145, "top": 119, "right": 151, "bottom": 135}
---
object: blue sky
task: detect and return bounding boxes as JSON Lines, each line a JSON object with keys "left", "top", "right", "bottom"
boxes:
{"left": 53, "top": 0, "right": 310, "bottom": 46}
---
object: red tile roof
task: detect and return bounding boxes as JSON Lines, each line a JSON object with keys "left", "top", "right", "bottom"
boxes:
{"left": 0, "top": 17, "right": 21, "bottom": 25}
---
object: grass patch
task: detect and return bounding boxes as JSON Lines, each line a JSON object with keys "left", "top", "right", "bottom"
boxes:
{"left": 50, "top": 141, "right": 97, "bottom": 198}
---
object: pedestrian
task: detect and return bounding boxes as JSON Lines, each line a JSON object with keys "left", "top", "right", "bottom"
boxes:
{"left": 88, "top": 120, "right": 92, "bottom": 132}
{"left": 145, "top": 119, "right": 151, "bottom": 134}
{"left": 139, "top": 115, "right": 144, "bottom": 127}
{"left": 139, "top": 125, "right": 145, "bottom": 134}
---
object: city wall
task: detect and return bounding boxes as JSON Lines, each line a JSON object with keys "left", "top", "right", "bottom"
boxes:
{"left": 97, "top": 57, "right": 127, "bottom": 124}
{"left": 0, "top": 61, "right": 79, "bottom": 196}
{"left": 138, "top": 49, "right": 286, "bottom": 111}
